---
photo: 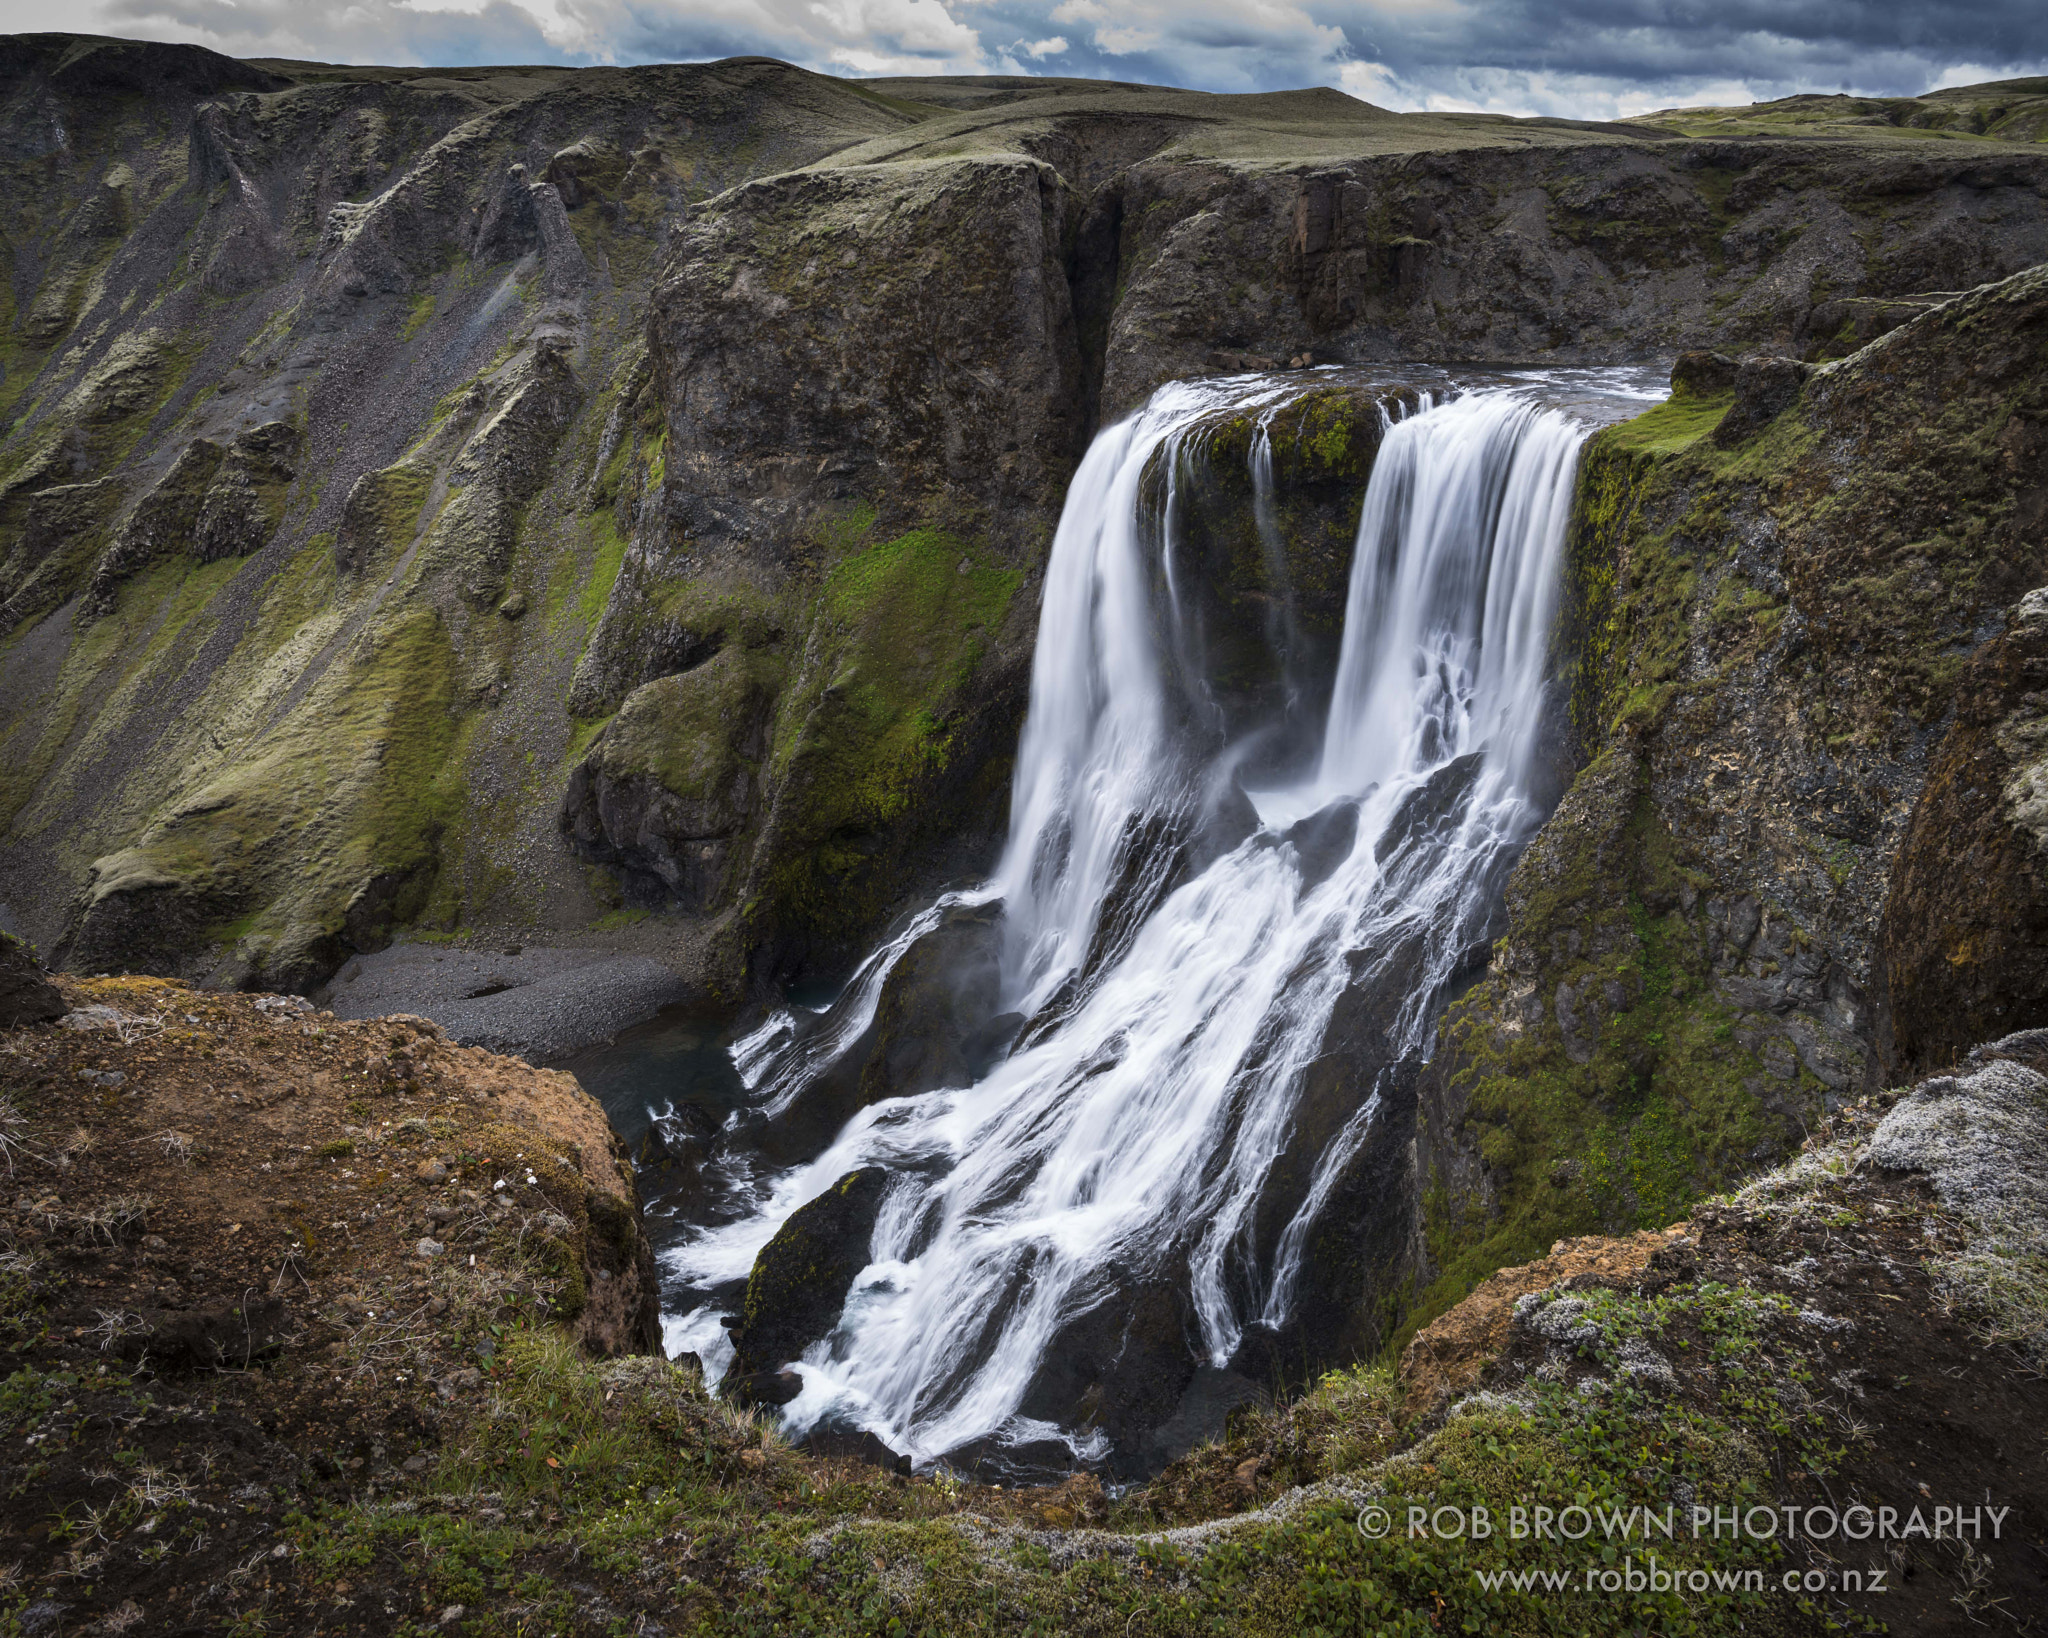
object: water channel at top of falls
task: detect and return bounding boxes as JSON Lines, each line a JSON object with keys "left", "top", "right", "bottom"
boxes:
{"left": 566, "top": 361, "right": 1672, "bottom": 1479}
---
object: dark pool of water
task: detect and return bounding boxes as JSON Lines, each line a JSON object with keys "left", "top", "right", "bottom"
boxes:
{"left": 559, "top": 1001, "right": 756, "bottom": 1248}
{"left": 561, "top": 1002, "right": 749, "bottom": 1146}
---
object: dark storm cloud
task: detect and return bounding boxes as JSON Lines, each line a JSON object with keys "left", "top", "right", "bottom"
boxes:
{"left": 1343, "top": 0, "right": 2044, "bottom": 89}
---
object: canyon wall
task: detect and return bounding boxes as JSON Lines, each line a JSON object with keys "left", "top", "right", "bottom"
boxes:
{"left": 1406, "top": 263, "right": 2048, "bottom": 1330}
{"left": 3, "top": 33, "right": 2047, "bottom": 1015}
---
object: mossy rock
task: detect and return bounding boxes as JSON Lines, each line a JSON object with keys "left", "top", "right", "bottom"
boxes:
{"left": 561, "top": 644, "right": 781, "bottom": 910}
{"left": 752, "top": 522, "right": 1024, "bottom": 964}
{"left": 724, "top": 1166, "right": 887, "bottom": 1398}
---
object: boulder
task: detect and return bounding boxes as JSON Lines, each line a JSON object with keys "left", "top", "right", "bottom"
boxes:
{"left": 1710, "top": 354, "right": 1813, "bottom": 446}
{"left": 1668, "top": 349, "right": 1737, "bottom": 398}
{"left": 741, "top": 902, "right": 1005, "bottom": 1168}
{"left": 857, "top": 902, "right": 1004, "bottom": 1103}
{"left": 1280, "top": 798, "right": 1360, "bottom": 891}
{"left": 722, "top": 1167, "right": 888, "bottom": 1398}
{"left": 0, "top": 934, "right": 65, "bottom": 1028}
{"left": 800, "top": 1425, "right": 914, "bottom": 1474}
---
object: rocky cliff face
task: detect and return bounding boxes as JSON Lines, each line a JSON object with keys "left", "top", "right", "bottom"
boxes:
{"left": 1097, "top": 138, "right": 2048, "bottom": 414}
{"left": 1409, "top": 260, "right": 2048, "bottom": 1328}
{"left": 5, "top": 34, "right": 2046, "bottom": 1003}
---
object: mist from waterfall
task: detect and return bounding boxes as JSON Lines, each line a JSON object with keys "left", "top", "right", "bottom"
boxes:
{"left": 665, "top": 370, "right": 1640, "bottom": 1467}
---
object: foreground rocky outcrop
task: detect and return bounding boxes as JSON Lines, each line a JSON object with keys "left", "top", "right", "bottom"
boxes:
{"left": 5, "top": 34, "right": 2047, "bottom": 1004}
{"left": 7, "top": 984, "right": 2039, "bottom": 1634}
{"left": 1136, "top": 1035, "right": 2048, "bottom": 1635}
{"left": 0, "top": 972, "right": 662, "bottom": 1359}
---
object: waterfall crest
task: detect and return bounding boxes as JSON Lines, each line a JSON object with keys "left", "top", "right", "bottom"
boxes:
{"left": 671, "top": 373, "right": 1621, "bottom": 1468}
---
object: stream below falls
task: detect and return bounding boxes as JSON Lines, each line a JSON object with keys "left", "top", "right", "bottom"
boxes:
{"left": 569, "top": 363, "right": 1670, "bottom": 1480}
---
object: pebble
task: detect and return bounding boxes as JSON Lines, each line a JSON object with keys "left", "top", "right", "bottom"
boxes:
{"left": 415, "top": 1159, "right": 449, "bottom": 1183}
{"left": 415, "top": 1238, "right": 445, "bottom": 1259}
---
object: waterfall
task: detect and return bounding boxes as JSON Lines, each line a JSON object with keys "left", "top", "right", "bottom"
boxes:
{"left": 668, "top": 373, "right": 1619, "bottom": 1468}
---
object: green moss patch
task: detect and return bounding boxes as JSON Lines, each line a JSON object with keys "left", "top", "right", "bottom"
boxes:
{"left": 1595, "top": 390, "right": 1731, "bottom": 457}
{"left": 79, "top": 603, "right": 469, "bottom": 982}
{"left": 758, "top": 523, "right": 1020, "bottom": 947}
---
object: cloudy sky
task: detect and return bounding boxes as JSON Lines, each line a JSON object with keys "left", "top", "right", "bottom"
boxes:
{"left": 10, "top": 0, "right": 2044, "bottom": 119}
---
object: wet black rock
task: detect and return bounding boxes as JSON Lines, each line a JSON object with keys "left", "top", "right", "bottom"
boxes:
{"left": 746, "top": 902, "right": 1004, "bottom": 1167}
{"left": 1015, "top": 1270, "right": 1197, "bottom": 1481}
{"left": 1376, "top": 751, "right": 1485, "bottom": 864}
{"left": 959, "top": 1011, "right": 1026, "bottom": 1080}
{"left": 800, "top": 1425, "right": 914, "bottom": 1474}
{"left": 1281, "top": 798, "right": 1361, "bottom": 890}
{"left": 858, "top": 902, "right": 1004, "bottom": 1103}
{"left": 1135, "top": 1364, "right": 1267, "bottom": 1471}
{"left": 723, "top": 1167, "right": 889, "bottom": 1399}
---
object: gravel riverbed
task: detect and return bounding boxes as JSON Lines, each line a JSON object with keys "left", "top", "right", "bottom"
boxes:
{"left": 316, "top": 940, "right": 688, "bottom": 1062}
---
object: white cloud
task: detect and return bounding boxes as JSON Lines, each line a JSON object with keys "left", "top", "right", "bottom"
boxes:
{"left": 1925, "top": 60, "right": 2018, "bottom": 92}
{"left": 1023, "top": 35, "right": 1069, "bottom": 57}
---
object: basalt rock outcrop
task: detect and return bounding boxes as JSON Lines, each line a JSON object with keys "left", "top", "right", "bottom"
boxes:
{"left": 1406, "top": 259, "right": 2048, "bottom": 1330}
{"left": 4, "top": 34, "right": 2047, "bottom": 1005}
{"left": 0, "top": 972, "right": 662, "bottom": 1361}
{"left": 1870, "top": 589, "right": 2048, "bottom": 1074}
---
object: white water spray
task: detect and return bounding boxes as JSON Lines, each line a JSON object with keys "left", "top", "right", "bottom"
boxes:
{"left": 671, "top": 373, "right": 1615, "bottom": 1465}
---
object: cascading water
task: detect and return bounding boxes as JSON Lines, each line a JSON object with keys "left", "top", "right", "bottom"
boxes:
{"left": 662, "top": 369, "right": 1652, "bottom": 1470}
